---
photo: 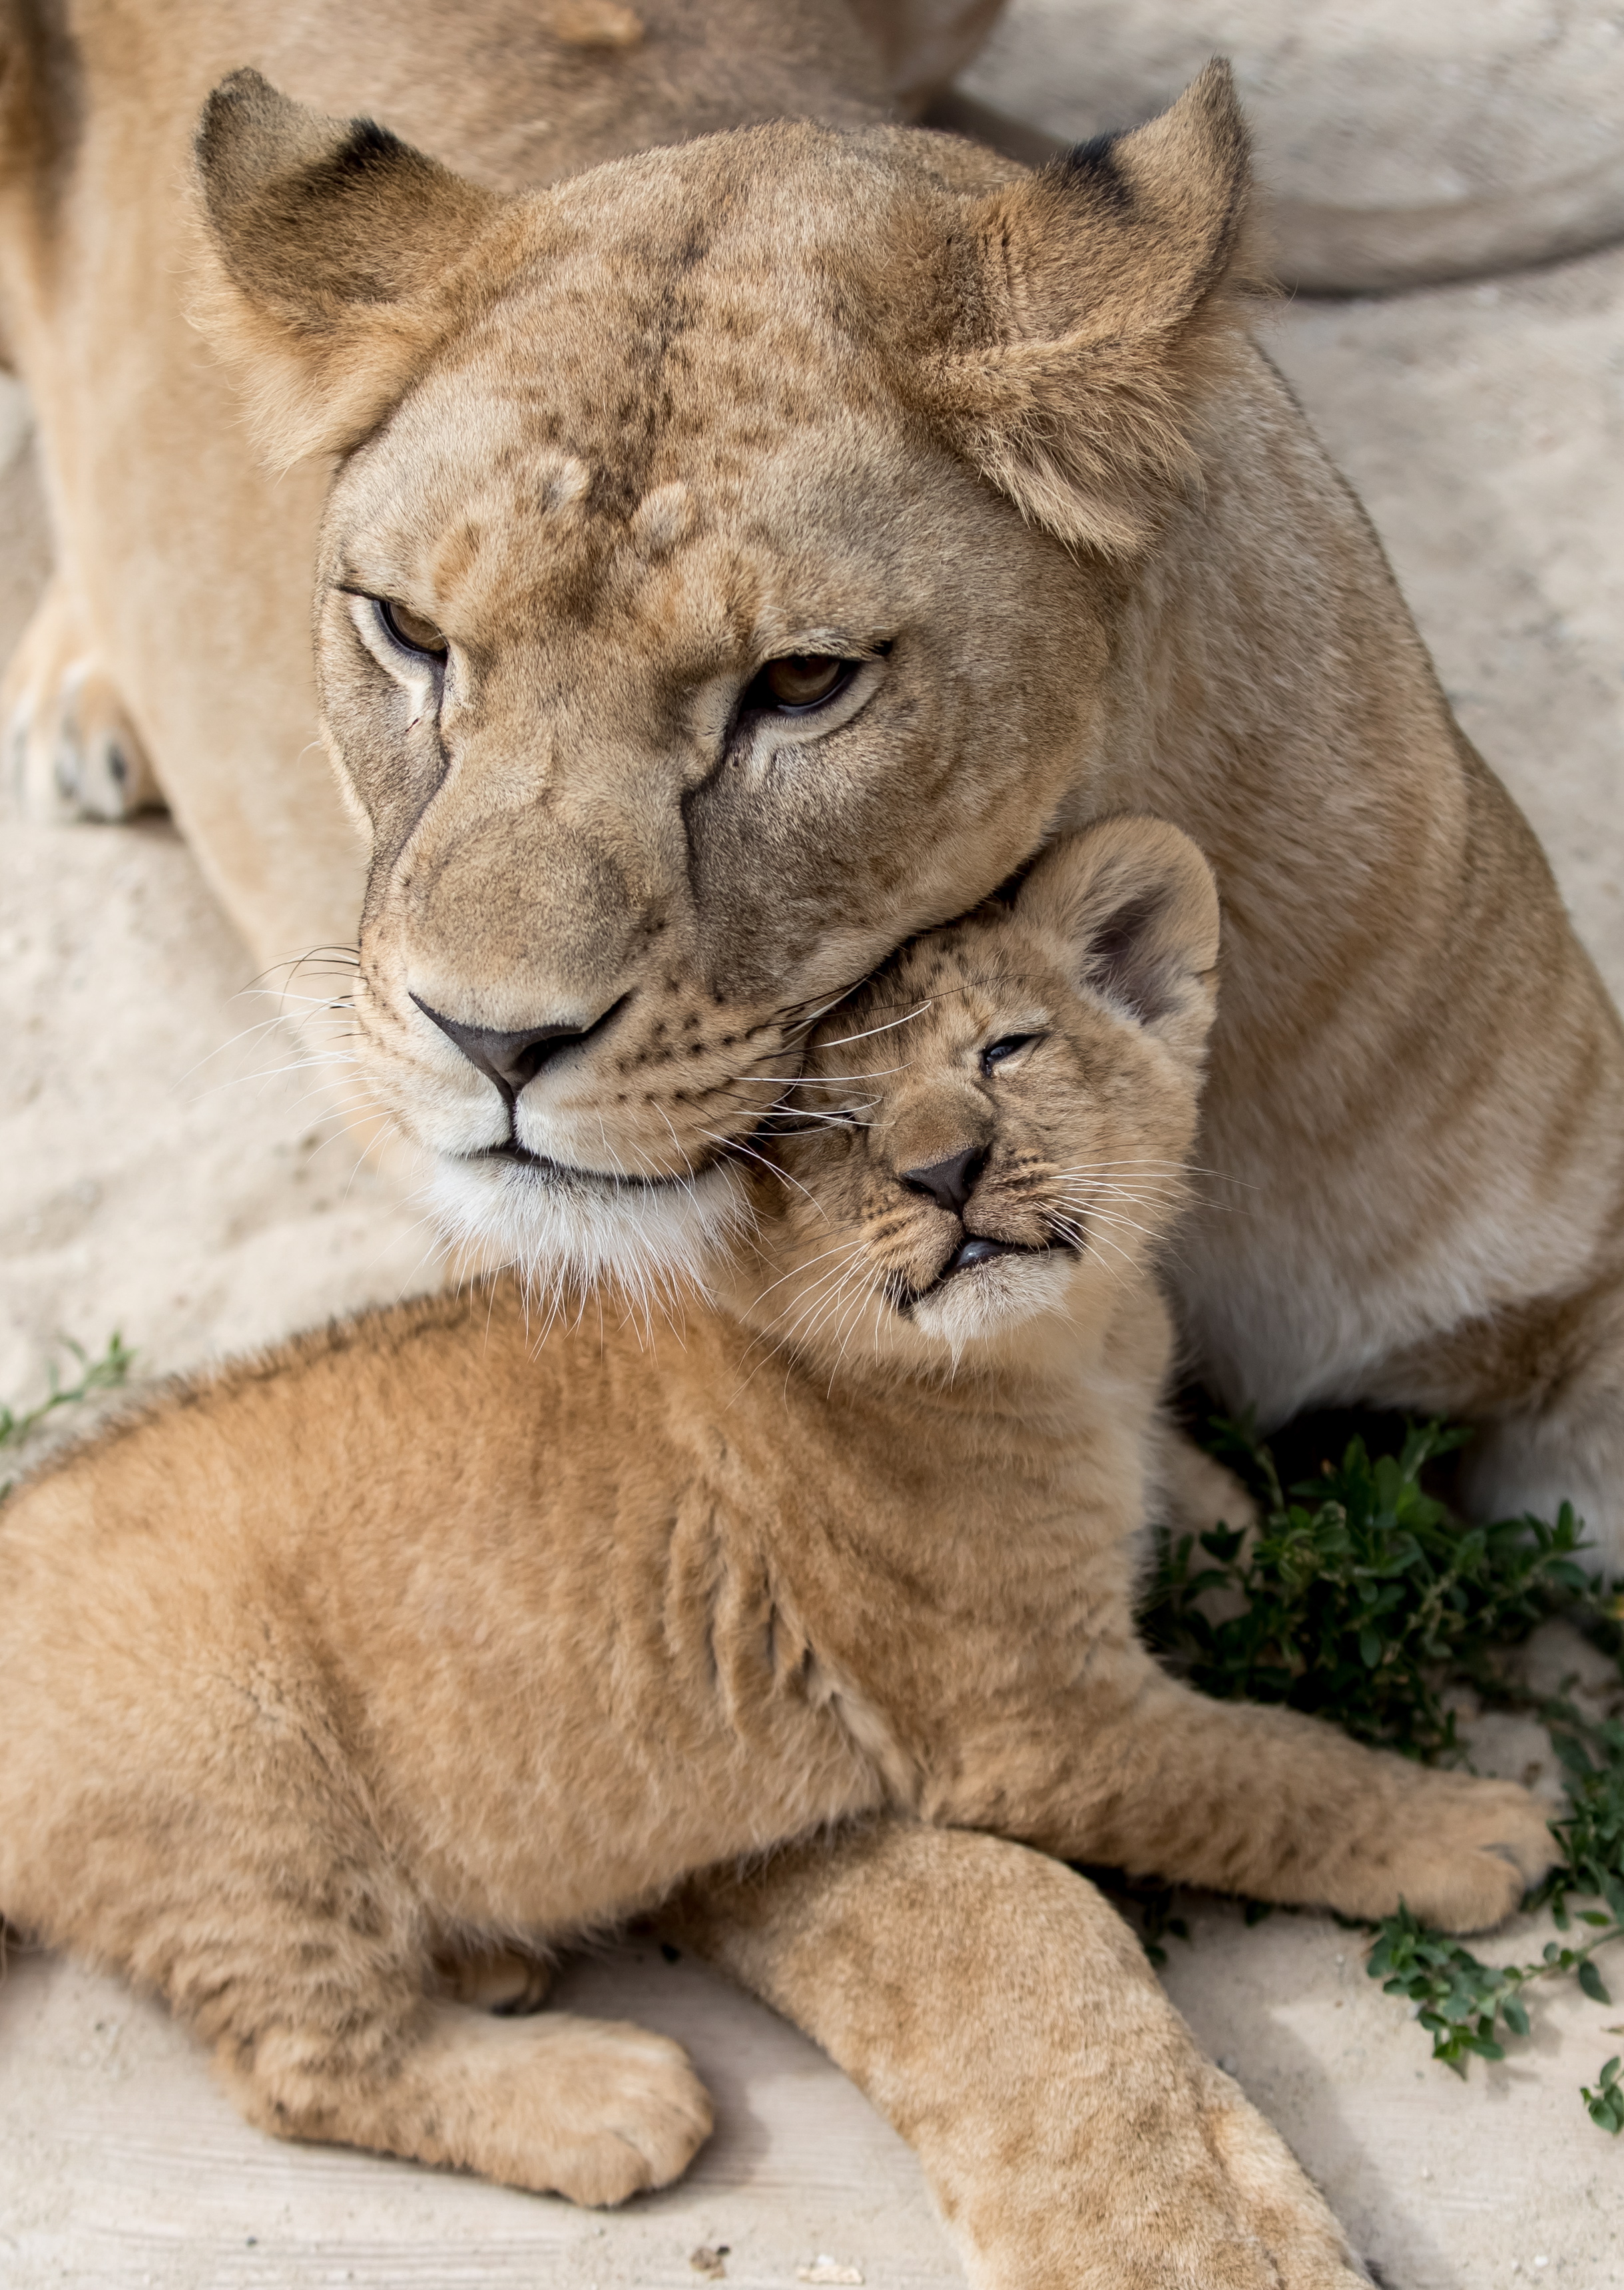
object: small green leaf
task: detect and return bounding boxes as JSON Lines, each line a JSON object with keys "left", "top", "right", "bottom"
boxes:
{"left": 1579, "top": 1960, "right": 1611, "bottom": 2005}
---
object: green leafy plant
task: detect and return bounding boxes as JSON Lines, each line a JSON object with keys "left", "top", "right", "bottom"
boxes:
{"left": 1143, "top": 1415, "right": 1592, "bottom": 1757}
{"left": 1581, "top": 2055, "right": 1624, "bottom": 2134}
{"left": 1366, "top": 1902, "right": 1620, "bottom": 2074}
{"left": 1544, "top": 1713, "right": 1624, "bottom": 1929}
{"left": 1147, "top": 1408, "right": 1624, "bottom": 2134}
{"left": 0, "top": 1332, "right": 133, "bottom": 1499}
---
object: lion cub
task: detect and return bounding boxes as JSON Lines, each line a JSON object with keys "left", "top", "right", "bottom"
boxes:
{"left": 0, "top": 819, "right": 1552, "bottom": 2205}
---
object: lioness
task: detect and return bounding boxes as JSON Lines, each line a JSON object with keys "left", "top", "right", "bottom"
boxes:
{"left": 1, "top": 818, "right": 1550, "bottom": 2281}
{"left": 1, "top": 13, "right": 1621, "bottom": 1567}
{"left": 180, "top": 61, "right": 1624, "bottom": 1574}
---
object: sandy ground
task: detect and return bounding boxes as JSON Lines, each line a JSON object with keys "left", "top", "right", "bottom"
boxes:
{"left": 3, "top": 58, "right": 1623, "bottom": 2290}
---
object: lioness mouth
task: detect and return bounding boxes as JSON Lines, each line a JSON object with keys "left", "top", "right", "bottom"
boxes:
{"left": 472, "top": 1141, "right": 718, "bottom": 1192}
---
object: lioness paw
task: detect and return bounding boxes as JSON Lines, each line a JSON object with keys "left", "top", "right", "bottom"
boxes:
{"left": 5, "top": 581, "right": 161, "bottom": 822}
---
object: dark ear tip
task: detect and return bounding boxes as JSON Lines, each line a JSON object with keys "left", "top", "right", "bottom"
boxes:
{"left": 214, "top": 65, "right": 277, "bottom": 101}
{"left": 199, "top": 65, "right": 276, "bottom": 130}
{"left": 195, "top": 67, "right": 287, "bottom": 171}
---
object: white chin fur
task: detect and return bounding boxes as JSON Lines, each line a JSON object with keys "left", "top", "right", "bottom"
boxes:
{"left": 910, "top": 1249, "right": 1074, "bottom": 1356}
{"left": 427, "top": 1151, "right": 750, "bottom": 1316}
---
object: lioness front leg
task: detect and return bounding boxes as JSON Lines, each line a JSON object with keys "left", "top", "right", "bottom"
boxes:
{"left": 1013, "top": 1663, "right": 1555, "bottom": 1932}
{"left": 671, "top": 1821, "right": 1370, "bottom": 2290}
{"left": 4, "top": 573, "right": 162, "bottom": 821}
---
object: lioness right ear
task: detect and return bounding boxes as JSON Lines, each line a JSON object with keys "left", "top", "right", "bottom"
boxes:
{"left": 1017, "top": 817, "right": 1220, "bottom": 1061}
{"left": 190, "top": 69, "right": 508, "bottom": 467}
{"left": 908, "top": 61, "right": 1255, "bottom": 555}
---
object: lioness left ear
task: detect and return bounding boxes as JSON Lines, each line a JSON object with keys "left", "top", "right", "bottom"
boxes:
{"left": 910, "top": 61, "right": 1254, "bottom": 555}
{"left": 190, "top": 69, "right": 509, "bottom": 467}
{"left": 1016, "top": 817, "right": 1220, "bottom": 1056}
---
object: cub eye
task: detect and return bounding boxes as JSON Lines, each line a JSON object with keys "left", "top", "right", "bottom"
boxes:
{"left": 981, "top": 1033, "right": 1039, "bottom": 1075}
{"left": 744, "top": 653, "right": 854, "bottom": 715}
{"left": 376, "top": 597, "right": 449, "bottom": 661}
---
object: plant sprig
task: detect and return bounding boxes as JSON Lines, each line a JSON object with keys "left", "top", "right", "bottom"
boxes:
{"left": 1152, "top": 1408, "right": 1624, "bottom": 2134}
{"left": 0, "top": 1332, "right": 133, "bottom": 1498}
{"left": 1366, "top": 1902, "right": 1622, "bottom": 2076}
{"left": 1582, "top": 2055, "right": 1624, "bottom": 2134}
{"left": 1144, "top": 1414, "right": 1593, "bottom": 1758}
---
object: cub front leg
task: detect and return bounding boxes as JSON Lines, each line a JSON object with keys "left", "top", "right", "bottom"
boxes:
{"left": 671, "top": 1820, "right": 1370, "bottom": 2290}
{"left": 1011, "top": 1662, "right": 1555, "bottom": 1932}
{"left": 0, "top": 1646, "right": 709, "bottom": 2207}
{"left": 220, "top": 1998, "right": 712, "bottom": 2208}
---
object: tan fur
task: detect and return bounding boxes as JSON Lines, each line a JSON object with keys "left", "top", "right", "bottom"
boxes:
{"left": 672, "top": 1825, "right": 1368, "bottom": 2290}
{"left": 0, "top": 822, "right": 1545, "bottom": 2279}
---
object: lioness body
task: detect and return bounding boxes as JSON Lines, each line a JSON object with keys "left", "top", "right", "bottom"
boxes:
{"left": 0, "top": 827, "right": 1547, "bottom": 2278}
{"left": 2, "top": 12, "right": 1623, "bottom": 1548}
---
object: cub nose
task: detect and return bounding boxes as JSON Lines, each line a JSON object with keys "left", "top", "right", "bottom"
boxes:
{"left": 411, "top": 993, "right": 624, "bottom": 1101}
{"left": 900, "top": 1145, "right": 987, "bottom": 1216}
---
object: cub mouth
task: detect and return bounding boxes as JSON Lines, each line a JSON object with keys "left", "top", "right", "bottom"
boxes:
{"left": 944, "top": 1235, "right": 1047, "bottom": 1278}
{"left": 898, "top": 1233, "right": 1070, "bottom": 1312}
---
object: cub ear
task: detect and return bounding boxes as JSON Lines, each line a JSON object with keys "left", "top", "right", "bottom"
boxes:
{"left": 1016, "top": 817, "right": 1220, "bottom": 1057}
{"left": 190, "top": 69, "right": 508, "bottom": 467}
{"left": 911, "top": 61, "right": 1255, "bottom": 555}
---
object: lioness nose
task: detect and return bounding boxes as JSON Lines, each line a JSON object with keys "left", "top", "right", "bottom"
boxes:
{"left": 900, "top": 1146, "right": 987, "bottom": 1216}
{"left": 411, "top": 993, "right": 623, "bottom": 1101}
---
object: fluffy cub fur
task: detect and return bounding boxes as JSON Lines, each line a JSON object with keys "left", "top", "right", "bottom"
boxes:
{"left": 0, "top": 819, "right": 1551, "bottom": 2207}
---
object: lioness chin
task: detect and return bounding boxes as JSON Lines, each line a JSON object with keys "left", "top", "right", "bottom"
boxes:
{"left": 1, "top": 819, "right": 1547, "bottom": 2284}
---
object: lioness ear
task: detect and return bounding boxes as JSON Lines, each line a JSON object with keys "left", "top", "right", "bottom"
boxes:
{"left": 914, "top": 61, "right": 1254, "bottom": 555}
{"left": 1017, "top": 818, "right": 1220, "bottom": 1057}
{"left": 190, "top": 69, "right": 507, "bottom": 467}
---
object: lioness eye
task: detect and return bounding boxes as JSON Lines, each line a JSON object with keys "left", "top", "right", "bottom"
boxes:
{"left": 748, "top": 653, "right": 851, "bottom": 713}
{"left": 981, "top": 1033, "right": 1038, "bottom": 1075}
{"left": 376, "top": 597, "right": 449, "bottom": 660}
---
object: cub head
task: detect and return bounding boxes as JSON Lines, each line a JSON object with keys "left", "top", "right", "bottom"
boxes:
{"left": 191, "top": 66, "right": 1252, "bottom": 1301}
{"left": 740, "top": 815, "right": 1220, "bottom": 1370}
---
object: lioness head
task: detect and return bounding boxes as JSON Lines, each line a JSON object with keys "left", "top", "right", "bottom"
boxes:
{"left": 192, "top": 65, "right": 1250, "bottom": 1296}
{"left": 739, "top": 814, "right": 1219, "bottom": 1368}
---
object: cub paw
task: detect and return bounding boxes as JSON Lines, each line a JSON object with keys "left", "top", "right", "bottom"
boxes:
{"left": 5, "top": 580, "right": 162, "bottom": 822}
{"left": 1377, "top": 1773, "right": 1556, "bottom": 1933}
{"left": 527, "top": 2018, "right": 714, "bottom": 2207}
{"left": 1201, "top": 2063, "right": 1374, "bottom": 2285}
